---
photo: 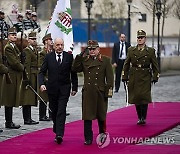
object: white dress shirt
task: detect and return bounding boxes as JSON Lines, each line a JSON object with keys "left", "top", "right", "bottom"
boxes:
{"left": 55, "top": 52, "right": 63, "bottom": 63}
{"left": 119, "top": 41, "right": 126, "bottom": 60}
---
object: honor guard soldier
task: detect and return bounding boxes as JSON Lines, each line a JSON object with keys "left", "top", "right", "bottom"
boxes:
{"left": 2, "top": 27, "right": 24, "bottom": 129}
{"left": 39, "top": 33, "right": 53, "bottom": 121}
{"left": 72, "top": 40, "right": 114, "bottom": 145}
{"left": 20, "top": 32, "right": 39, "bottom": 125}
{"left": 23, "top": 10, "right": 34, "bottom": 30}
{"left": 13, "top": 13, "right": 24, "bottom": 33}
{"left": 0, "top": 10, "right": 10, "bottom": 39}
{"left": 31, "top": 12, "right": 41, "bottom": 33}
{"left": 122, "top": 30, "right": 160, "bottom": 125}
{"left": 0, "top": 53, "right": 9, "bottom": 132}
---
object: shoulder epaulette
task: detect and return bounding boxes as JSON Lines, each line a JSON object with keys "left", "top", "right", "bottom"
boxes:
{"left": 128, "top": 46, "right": 136, "bottom": 51}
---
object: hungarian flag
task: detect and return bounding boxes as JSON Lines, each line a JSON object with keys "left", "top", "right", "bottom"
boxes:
{"left": 47, "top": 0, "right": 73, "bottom": 52}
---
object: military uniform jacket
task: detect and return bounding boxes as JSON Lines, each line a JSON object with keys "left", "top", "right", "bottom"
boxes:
{"left": 72, "top": 54, "right": 114, "bottom": 121}
{"left": 0, "top": 54, "right": 8, "bottom": 104}
{"left": 20, "top": 45, "right": 39, "bottom": 105}
{"left": 39, "top": 48, "right": 48, "bottom": 102}
{"left": 1, "top": 41, "right": 24, "bottom": 107}
{"left": 122, "top": 45, "right": 159, "bottom": 105}
{"left": 0, "top": 19, "right": 10, "bottom": 39}
{"left": 32, "top": 21, "right": 41, "bottom": 32}
{"left": 13, "top": 21, "right": 23, "bottom": 32}
{"left": 23, "top": 19, "right": 33, "bottom": 30}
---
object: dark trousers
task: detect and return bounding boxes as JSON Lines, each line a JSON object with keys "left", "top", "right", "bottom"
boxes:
{"left": 22, "top": 105, "right": 31, "bottom": 121}
{"left": 135, "top": 104, "right": 148, "bottom": 120}
{"left": 84, "top": 120, "right": 106, "bottom": 141}
{"left": 115, "top": 59, "right": 125, "bottom": 91}
{"left": 5, "top": 106, "right": 13, "bottom": 123}
{"left": 48, "top": 89, "right": 70, "bottom": 137}
{"left": 39, "top": 101, "right": 52, "bottom": 119}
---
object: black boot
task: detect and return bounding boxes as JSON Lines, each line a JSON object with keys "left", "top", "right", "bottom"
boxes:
{"left": 98, "top": 120, "right": 106, "bottom": 134}
{"left": 84, "top": 120, "right": 93, "bottom": 145}
{"left": 39, "top": 101, "right": 51, "bottom": 121}
{"left": 23, "top": 105, "right": 39, "bottom": 125}
{"left": 135, "top": 105, "right": 142, "bottom": 125}
{"left": 141, "top": 104, "right": 148, "bottom": 124}
{"left": 39, "top": 100, "right": 47, "bottom": 120}
{"left": 5, "top": 107, "right": 21, "bottom": 129}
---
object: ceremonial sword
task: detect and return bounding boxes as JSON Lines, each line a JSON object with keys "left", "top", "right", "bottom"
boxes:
{"left": 123, "top": 81, "right": 129, "bottom": 107}
{"left": 26, "top": 84, "right": 52, "bottom": 112}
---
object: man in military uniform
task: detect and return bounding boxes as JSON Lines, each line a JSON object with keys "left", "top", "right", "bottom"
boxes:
{"left": 39, "top": 33, "right": 53, "bottom": 121}
{"left": 23, "top": 10, "right": 34, "bottom": 30}
{"left": 0, "top": 53, "right": 9, "bottom": 132}
{"left": 72, "top": 40, "right": 114, "bottom": 145}
{"left": 20, "top": 32, "right": 39, "bottom": 125}
{"left": 0, "top": 10, "right": 10, "bottom": 39}
{"left": 1, "top": 27, "right": 24, "bottom": 129}
{"left": 31, "top": 12, "right": 41, "bottom": 33}
{"left": 13, "top": 13, "right": 24, "bottom": 33}
{"left": 122, "top": 30, "right": 159, "bottom": 125}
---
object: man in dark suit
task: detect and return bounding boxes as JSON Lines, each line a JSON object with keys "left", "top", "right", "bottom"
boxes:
{"left": 112, "top": 33, "right": 131, "bottom": 92}
{"left": 38, "top": 38, "right": 78, "bottom": 144}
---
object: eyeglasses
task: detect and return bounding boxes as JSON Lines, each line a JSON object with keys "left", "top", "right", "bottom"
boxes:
{"left": 137, "top": 36, "right": 145, "bottom": 39}
{"left": 89, "top": 48, "right": 96, "bottom": 50}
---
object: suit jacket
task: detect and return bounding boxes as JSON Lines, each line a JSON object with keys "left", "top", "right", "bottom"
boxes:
{"left": 38, "top": 51, "right": 78, "bottom": 95}
{"left": 112, "top": 41, "right": 131, "bottom": 64}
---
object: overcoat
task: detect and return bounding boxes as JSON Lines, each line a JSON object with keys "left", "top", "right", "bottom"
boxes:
{"left": 122, "top": 45, "right": 159, "bottom": 104}
{"left": 39, "top": 48, "right": 48, "bottom": 102}
{"left": 72, "top": 54, "right": 114, "bottom": 120}
{"left": 20, "top": 45, "right": 39, "bottom": 106}
{"left": 0, "top": 54, "right": 8, "bottom": 104}
{"left": 1, "top": 41, "right": 24, "bottom": 107}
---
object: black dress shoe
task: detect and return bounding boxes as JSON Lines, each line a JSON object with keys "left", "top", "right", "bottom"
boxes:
{"left": 66, "top": 113, "right": 70, "bottom": 116}
{"left": 30, "top": 119, "right": 39, "bottom": 124}
{"left": 39, "top": 116, "right": 51, "bottom": 121}
{"left": 137, "top": 119, "right": 146, "bottom": 125}
{"left": 55, "top": 136, "right": 63, "bottom": 144}
{"left": 84, "top": 140, "right": 92, "bottom": 145}
{"left": 5, "top": 122, "right": 21, "bottom": 129}
{"left": 0, "top": 129, "right": 3, "bottom": 133}
{"left": 141, "top": 119, "right": 146, "bottom": 125}
{"left": 137, "top": 119, "right": 142, "bottom": 125}
{"left": 24, "top": 119, "right": 39, "bottom": 125}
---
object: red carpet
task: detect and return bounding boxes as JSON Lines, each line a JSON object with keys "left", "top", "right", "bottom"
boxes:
{"left": 0, "top": 102, "right": 180, "bottom": 154}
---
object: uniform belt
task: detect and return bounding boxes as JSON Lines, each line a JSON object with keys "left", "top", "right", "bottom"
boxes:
{"left": 132, "top": 64, "right": 150, "bottom": 68}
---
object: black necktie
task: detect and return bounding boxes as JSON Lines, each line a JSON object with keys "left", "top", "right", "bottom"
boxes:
{"left": 119, "top": 42, "right": 124, "bottom": 58}
{"left": 57, "top": 54, "right": 61, "bottom": 65}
